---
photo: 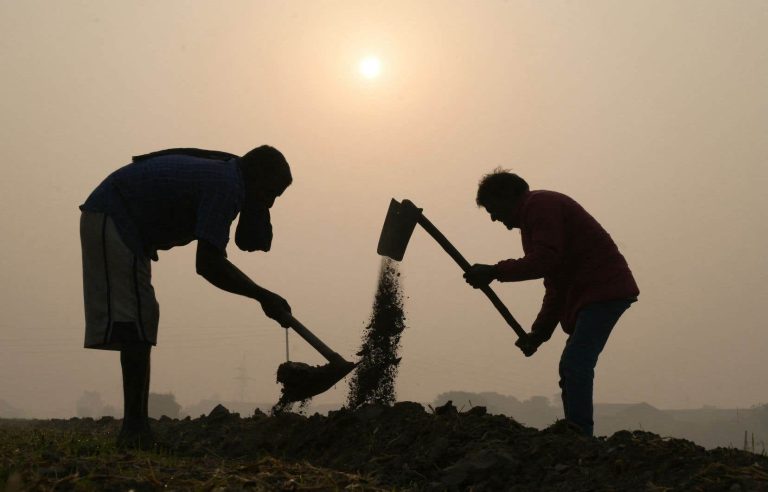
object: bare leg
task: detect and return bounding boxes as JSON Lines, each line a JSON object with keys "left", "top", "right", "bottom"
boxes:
{"left": 142, "top": 351, "right": 150, "bottom": 427}
{"left": 119, "top": 342, "right": 152, "bottom": 446}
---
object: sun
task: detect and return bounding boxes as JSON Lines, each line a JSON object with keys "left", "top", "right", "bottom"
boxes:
{"left": 358, "top": 56, "right": 382, "bottom": 79}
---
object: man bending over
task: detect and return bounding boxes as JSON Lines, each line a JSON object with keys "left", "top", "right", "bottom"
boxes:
{"left": 79, "top": 146, "right": 292, "bottom": 447}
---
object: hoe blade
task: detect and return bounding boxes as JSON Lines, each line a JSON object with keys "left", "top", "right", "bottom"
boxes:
{"left": 276, "top": 360, "right": 357, "bottom": 403}
{"left": 376, "top": 198, "right": 422, "bottom": 261}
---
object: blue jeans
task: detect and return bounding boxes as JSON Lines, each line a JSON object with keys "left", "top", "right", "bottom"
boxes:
{"left": 559, "top": 298, "right": 635, "bottom": 436}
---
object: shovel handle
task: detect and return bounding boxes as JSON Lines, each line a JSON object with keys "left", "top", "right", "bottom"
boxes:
{"left": 415, "top": 214, "right": 527, "bottom": 339}
{"left": 284, "top": 315, "right": 346, "bottom": 365}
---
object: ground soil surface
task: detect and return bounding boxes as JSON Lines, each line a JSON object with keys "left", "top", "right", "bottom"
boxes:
{"left": 3, "top": 401, "right": 768, "bottom": 491}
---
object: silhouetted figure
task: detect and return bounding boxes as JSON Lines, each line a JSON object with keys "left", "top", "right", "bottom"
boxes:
{"left": 463, "top": 170, "right": 639, "bottom": 436}
{"left": 79, "top": 146, "right": 293, "bottom": 448}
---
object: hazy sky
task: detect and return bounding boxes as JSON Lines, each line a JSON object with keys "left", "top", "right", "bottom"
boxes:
{"left": 1, "top": 1, "right": 766, "bottom": 417}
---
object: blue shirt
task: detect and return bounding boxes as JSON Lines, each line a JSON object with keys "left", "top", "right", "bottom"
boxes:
{"left": 80, "top": 154, "right": 245, "bottom": 260}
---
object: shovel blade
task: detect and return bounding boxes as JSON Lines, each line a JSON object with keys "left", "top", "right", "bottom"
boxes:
{"left": 376, "top": 198, "right": 422, "bottom": 261}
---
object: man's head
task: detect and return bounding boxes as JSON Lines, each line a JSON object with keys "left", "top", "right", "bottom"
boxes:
{"left": 236, "top": 145, "right": 292, "bottom": 252}
{"left": 476, "top": 169, "right": 529, "bottom": 229}
{"left": 240, "top": 145, "right": 292, "bottom": 208}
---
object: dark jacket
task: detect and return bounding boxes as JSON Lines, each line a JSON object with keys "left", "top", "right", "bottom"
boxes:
{"left": 494, "top": 190, "right": 639, "bottom": 336}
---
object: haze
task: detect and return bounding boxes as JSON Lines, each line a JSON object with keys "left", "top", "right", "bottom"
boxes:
{"left": 1, "top": 1, "right": 766, "bottom": 418}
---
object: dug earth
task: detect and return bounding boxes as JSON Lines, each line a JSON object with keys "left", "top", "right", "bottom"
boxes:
{"left": 11, "top": 401, "right": 768, "bottom": 491}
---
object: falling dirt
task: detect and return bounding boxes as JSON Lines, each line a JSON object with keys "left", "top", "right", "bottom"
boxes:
{"left": 346, "top": 258, "right": 407, "bottom": 409}
{"left": 272, "top": 258, "right": 404, "bottom": 414}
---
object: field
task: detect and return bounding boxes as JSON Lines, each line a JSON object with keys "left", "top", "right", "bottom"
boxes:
{"left": 3, "top": 402, "right": 768, "bottom": 491}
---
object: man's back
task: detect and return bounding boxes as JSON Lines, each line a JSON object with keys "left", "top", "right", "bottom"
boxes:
{"left": 520, "top": 191, "right": 632, "bottom": 283}
{"left": 502, "top": 189, "right": 639, "bottom": 331}
{"left": 80, "top": 154, "right": 244, "bottom": 259}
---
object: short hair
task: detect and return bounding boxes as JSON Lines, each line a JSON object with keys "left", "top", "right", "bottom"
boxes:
{"left": 240, "top": 145, "right": 292, "bottom": 188}
{"left": 476, "top": 168, "right": 529, "bottom": 207}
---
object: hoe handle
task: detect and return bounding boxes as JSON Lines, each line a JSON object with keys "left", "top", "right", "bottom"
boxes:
{"left": 285, "top": 315, "right": 346, "bottom": 365}
{"left": 415, "top": 214, "right": 527, "bottom": 339}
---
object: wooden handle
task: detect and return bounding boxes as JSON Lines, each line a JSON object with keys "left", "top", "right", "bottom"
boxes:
{"left": 285, "top": 315, "right": 345, "bottom": 364}
{"left": 415, "top": 214, "right": 527, "bottom": 339}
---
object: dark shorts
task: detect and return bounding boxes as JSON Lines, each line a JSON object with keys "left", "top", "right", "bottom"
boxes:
{"left": 80, "top": 212, "right": 159, "bottom": 350}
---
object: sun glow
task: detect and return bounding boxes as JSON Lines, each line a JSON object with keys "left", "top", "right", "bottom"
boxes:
{"left": 358, "top": 56, "right": 382, "bottom": 79}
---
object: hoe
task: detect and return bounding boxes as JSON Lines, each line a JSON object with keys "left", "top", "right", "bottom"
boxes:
{"left": 377, "top": 198, "right": 528, "bottom": 341}
{"left": 276, "top": 315, "right": 356, "bottom": 403}
{"left": 278, "top": 196, "right": 529, "bottom": 404}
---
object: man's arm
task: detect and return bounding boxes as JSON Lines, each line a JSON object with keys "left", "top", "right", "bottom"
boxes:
{"left": 465, "top": 199, "right": 565, "bottom": 288}
{"left": 195, "top": 240, "right": 291, "bottom": 326}
{"left": 515, "top": 278, "right": 565, "bottom": 356}
{"left": 496, "top": 199, "right": 565, "bottom": 282}
{"left": 530, "top": 278, "right": 565, "bottom": 341}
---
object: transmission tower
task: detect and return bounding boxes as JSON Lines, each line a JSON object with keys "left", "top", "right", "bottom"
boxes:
{"left": 233, "top": 354, "right": 257, "bottom": 402}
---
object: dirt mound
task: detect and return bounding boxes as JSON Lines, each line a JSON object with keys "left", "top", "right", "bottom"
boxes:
{"left": 145, "top": 401, "right": 768, "bottom": 491}
{"left": 0, "top": 416, "right": 382, "bottom": 491}
{"left": 5, "top": 403, "right": 768, "bottom": 490}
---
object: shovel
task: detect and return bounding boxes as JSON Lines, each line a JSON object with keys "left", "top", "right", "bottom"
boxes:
{"left": 275, "top": 315, "right": 356, "bottom": 403}
{"left": 376, "top": 198, "right": 526, "bottom": 339}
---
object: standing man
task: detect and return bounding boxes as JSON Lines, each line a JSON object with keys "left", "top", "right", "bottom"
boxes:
{"left": 463, "top": 169, "right": 639, "bottom": 436}
{"left": 79, "top": 146, "right": 293, "bottom": 447}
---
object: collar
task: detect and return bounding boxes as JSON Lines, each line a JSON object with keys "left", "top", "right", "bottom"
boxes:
{"left": 506, "top": 191, "right": 531, "bottom": 228}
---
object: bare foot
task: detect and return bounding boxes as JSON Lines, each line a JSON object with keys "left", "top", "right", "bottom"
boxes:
{"left": 116, "top": 427, "right": 156, "bottom": 450}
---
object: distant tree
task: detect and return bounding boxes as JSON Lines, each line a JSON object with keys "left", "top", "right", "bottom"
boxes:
{"left": 519, "top": 396, "right": 560, "bottom": 428}
{"left": 149, "top": 392, "right": 181, "bottom": 419}
{"left": 0, "top": 399, "right": 24, "bottom": 418}
{"left": 753, "top": 403, "right": 768, "bottom": 426}
{"left": 433, "top": 391, "right": 561, "bottom": 428}
{"left": 433, "top": 391, "right": 522, "bottom": 415}
{"left": 481, "top": 392, "right": 523, "bottom": 414}
{"left": 101, "top": 404, "right": 119, "bottom": 417}
{"left": 434, "top": 391, "right": 490, "bottom": 410}
{"left": 76, "top": 391, "right": 105, "bottom": 418}
{"left": 521, "top": 396, "right": 551, "bottom": 412}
